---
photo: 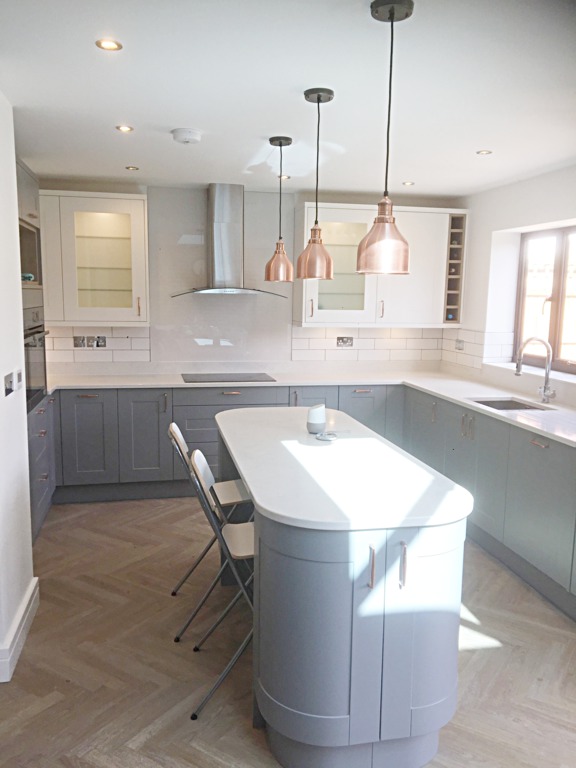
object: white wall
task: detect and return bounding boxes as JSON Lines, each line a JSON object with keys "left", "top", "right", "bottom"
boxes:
{"left": 0, "top": 90, "right": 38, "bottom": 681}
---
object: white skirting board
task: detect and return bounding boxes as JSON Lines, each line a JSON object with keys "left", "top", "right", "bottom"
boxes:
{"left": 0, "top": 577, "right": 39, "bottom": 682}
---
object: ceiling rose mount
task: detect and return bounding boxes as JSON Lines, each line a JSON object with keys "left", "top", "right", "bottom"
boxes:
{"left": 370, "top": 0, "right": 414, "bottom": 22}
{"left": 303, "top": 87, "right": 334, "bottom": 105}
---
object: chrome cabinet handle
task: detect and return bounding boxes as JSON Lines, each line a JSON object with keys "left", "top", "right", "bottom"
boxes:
{"left": 162, "top": 392, "right": 168, "bottom": 412}
{"left": 77, "top": 394, "right": 99, "bottom": 398}
{"left": 137, "top": 296, "right": 141, "bottom": 317}
{"left": 309, "top": 299, "right": 314, "bottom": 318}
{"left": 37, "top": 430, "right": 47, "bottom": 438}
{"left": 222, "top": 391, "right": 242, "bottom": 396}
{"left": 35, "top": 407, "right": 46, "bottom": 414}
{"left": 354, "top": 389, "right": 372, "bottom": 394}
{"left": 368, "top": 546, "right": 376, "bottom": 589}
{"left": 461, "top": 413, "right": 467, "bottom": 437}
{"left": 468, "top": 415, "right": 475, "bottom": 441}
{"left": 38, "top": 473, "right": 49, "bottom": 481}
{"left": 293, "top": 390, "right": 299, "bottom": 406}
{"left": 431, "top": 401, "right": 437, "bottom": 423}
{"left": 530, "top": 437, "right": 550, "bottom": 449}
{"left": 399, "top": 541, "right": 408, "bottom": 588}
{"left": 379, "top": 299, "right": 385, "bottom": 319}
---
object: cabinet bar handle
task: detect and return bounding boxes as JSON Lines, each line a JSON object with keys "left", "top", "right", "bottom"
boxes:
{"left": 294, "top": 390, "right": 299, "bottom": 406}
{"left": 222, "top": 391, "right": 242, "bottom": 396}
{"left": 379, "top": 299, "right": 385, "bottom": 318}
{"left": 309, "top": 299, "right": 314, "bottom": 318}
{"left": 48, "top": 397, "right": 55, "bottom": 404}
{"left": 35, "top": 407, "right": 46, "bottom": 414}
{"left": 37, "top": 430, "right": 47, "bottom": 438}
{"left": 431, "top": 401, "right": 437, "bottom": 424}
{"left": 530, "top": 437, "right": 550, "bottom": 449}
{"left": 77, "top": 394, "right": 99, "bottom": 398}
{"left": 354, "top": 389, "right": 372, "bottom": 394}
{"left": 460, "top": 413, "right": 467, "bottom": 437}
{"left": 137, "top": 296, "right": 141, "bottom": 317}
{"left": 162, "top": 392, "right": 168, "bottom": 413}
{"left": 469, "top": 415, "right": 475, "bottom": 441}
{"left": 368, "top": 546, "right": 376, "bottom": 589}
{"left": 38, "top": 474, "right": 50, "bottom": 481}
{"left": 399, "top": 541, "right": 408, "bottom": 588}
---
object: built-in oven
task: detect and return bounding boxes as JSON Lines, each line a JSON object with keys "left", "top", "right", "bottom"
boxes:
{"left": 23, "top": 300, "right": 48, "bottom": 412}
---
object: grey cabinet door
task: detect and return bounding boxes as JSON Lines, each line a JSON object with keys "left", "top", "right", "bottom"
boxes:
{"left": 60, "top": 389, "right": 119, "bottom": 485}
{"left": 471, "top": 413, "right": 509, "bottom": 541}
{"left": 404, "top": 389, "right": 446, "bottom": 472}
{"left": 289, "top": 386, "right": 339, "bottom": 409}
{"left": 338, "top": 385, "right": 388, "bottom": 435}
{"left": 381, "top": 522, "right": 465, "bottom": 740}
{"left": 118, "top": 389, "right": 173, "bottom": 482}
{"left": 504, "top": 429, "right": 576, "bottom": 588}
{"left": 28, "top": 396, "right": 56, "bottom": 540}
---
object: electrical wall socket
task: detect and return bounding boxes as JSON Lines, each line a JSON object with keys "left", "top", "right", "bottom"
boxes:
{"left": 337, "top": 336, "right": 354, "bottom": 348}
{"left": 455, "top": 339, "right": 465, "bottom": 351}
{"left": 74, "top": 336, "right": 86, "bottom": 347}
{"left": 4, "top": 372, "right": 14, "bottom": 397}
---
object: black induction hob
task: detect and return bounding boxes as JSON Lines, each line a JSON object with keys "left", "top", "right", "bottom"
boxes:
{"left": 182, "top": 372, "right": 276, "bottom": 383}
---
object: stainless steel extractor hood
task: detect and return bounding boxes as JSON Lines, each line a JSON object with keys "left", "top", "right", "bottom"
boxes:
{"left": 171, "top": 183, "right": 286, "bottom": 298}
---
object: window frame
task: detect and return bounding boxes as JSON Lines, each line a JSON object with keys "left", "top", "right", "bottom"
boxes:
{"left": 514, "top": 226, "right": 576, "bottom": 375}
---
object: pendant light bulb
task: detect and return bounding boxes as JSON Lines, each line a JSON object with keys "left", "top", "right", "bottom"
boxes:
{"left": 265, "top": 136, "right": 294, "bottom": 283}
{"left": 296, "top": 88, "right": 335, "bottom": 280}
{"left": 357, "top": 1, "right": 413, "bottom": 275}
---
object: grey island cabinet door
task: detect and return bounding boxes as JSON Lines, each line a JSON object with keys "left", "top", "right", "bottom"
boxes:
{"left": 60, "top": 389, "right": 119, "bottom": 485}
{"left": 289, "top": 386, "right": 339, "bottom": 409}
{"left": 118, "top": 389, "right": 173, "bottom": 482}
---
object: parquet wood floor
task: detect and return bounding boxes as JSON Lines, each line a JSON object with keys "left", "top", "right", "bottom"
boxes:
{"left": 1, "top": 497, "right": 575, "bottom": 768}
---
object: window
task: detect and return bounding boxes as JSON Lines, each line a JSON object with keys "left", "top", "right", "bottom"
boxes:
{"left": 515, "top": 227, "right": 576, "bottom": 374}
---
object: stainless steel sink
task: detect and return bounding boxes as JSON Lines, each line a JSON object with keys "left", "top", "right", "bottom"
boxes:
{"left": 471, "top": 398, "right": 550, "bottom": 411}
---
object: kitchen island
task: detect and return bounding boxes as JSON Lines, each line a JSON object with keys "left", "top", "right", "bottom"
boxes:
{"left": 216, "top": 406, "right": 473, "bottom": 768}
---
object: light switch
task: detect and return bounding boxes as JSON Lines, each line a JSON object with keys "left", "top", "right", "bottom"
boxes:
{"left": 4, "top": 372, "right": 14, "bottom": 397}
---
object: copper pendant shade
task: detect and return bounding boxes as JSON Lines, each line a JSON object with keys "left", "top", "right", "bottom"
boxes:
{"left": 265, "top": 136, "right": 294, "bottom": 283}
{"left": 296, "top": 87, "right": 334, "bottom": 280}
{"left": 357, "top": 1, "right": 413, "bottom": 275}
{"left": 356, "top": 196, "right": 409, "bottom": 274}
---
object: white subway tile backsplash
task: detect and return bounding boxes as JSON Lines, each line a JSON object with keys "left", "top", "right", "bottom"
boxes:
{"left": 390, "top": 350, "right": 422, "bottom": 361}
{"left": 112, "top": 326, "right": 150, "bottom": 338}
{"left": 326, "top": 349, "right": 358, "bottom": 361}
{"left": 74, "top": 350, "right": 113, "bottom": 363}
{"left": 407, "top": 338, "right": 438, "bottom": 350}
{"left": 310, "top": 339, "right": 335, "bottom": 350}
{"left": 422, "top": 350, "right": 442, "bottom": 361}
{"left": 359, "top": 328, "right": 391, "bottom": 339}
{"left": 291, "top": 339, "right": 309, "bottom": 350}
{"left": 106, "top": 337, "right": 131, "bottom": 350}
{"left": 375, "top": 338, "right": 407, "bottom": 350}
{"left": 44, "top": 337, "right": 54, "bottom": 350}
{"left": 354, "top": 338, "right": 375, "bottom": 350}
{"left": 423, "top": 328, "right": 443, "bottom": 338}
{"left": 292, "top": 350, "right": 325, "bottom": 361}
{"left": 391, "top": 328, "right": 422, "bottom": 338}
{"left": 46, "top": 350, "right": 74, "bottom": 363}
{"left": 46, "top": 326, "right": 72, "bottom": 337}
{"left": 325, "top": 327, "right": 359, "bottom": 338}
{"left": 291, "top": 326, "right": 327, "bottom": 339}
{"left": 358, "top": 349, "right": 391, "bottom": 361}
{"left": 112, "top": 350, "right": 150, "bottom": 362}
{"left": 53, "top": 337, "right": 74, "bottom": 350}
{"left": 131, "top": 337, "right": 151, "bottom": 350}
{"left": 73, "top": 326, "right": 112, "bottom": 337}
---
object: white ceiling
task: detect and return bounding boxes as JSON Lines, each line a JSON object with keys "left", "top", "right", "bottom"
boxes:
{"left": 1, "top": 0, "right": 575, "bottom": 197}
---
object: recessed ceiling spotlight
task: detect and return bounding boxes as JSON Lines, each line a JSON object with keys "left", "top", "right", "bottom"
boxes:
{"left": 402, "top": 181, "right": 415, "bottom": 186}
{"left": 96, "top": 39, "right": 123, "bottom": 51}
{"left": 116, "top": 124, "right": 134, "bottom": 133}
{"left": 476, "top": 149, "right": 492, "bottom": 155}
{"left": 125, "top": 165, "right": 139, "bottom": 171}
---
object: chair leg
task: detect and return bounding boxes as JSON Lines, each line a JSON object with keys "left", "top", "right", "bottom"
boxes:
{"left": 173, "top": 561, "right": 227, "bottom": 642}
{"left": 190, "top": 628, "right": 253, "bottom": 721}
{"left": 193, "top": 572, "right": 254, "bottom": 652}
{"left": 171, "top": 534, "right": 217, "bottom": 596}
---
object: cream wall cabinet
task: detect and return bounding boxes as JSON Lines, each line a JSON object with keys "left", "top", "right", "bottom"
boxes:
{"left": 16, "top": 161, "right": 40, "bottom": 226}
{"left": 293, "top": 203, "right": 466, "bottom": 327}
{"left": 40, "top": 191, "right": 149, "bottom": 325}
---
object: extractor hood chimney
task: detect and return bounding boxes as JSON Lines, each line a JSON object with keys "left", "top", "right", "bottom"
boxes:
{"left": 171, "top": 183, "right": 286, "bottom": 297}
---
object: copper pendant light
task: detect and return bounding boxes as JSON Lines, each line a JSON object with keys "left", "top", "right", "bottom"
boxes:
{"left": 357, "top": 0, "right": 413, "bottom": 275}
{"left": 296, "top": 87, "right": 334, "bottom": 280}
{"left": 265, "top": 136, "right": 294, "bottom": 282}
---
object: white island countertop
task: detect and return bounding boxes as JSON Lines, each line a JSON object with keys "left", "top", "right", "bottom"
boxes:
{"left": 216, "top": 406, "right": 473, "bottom": 531}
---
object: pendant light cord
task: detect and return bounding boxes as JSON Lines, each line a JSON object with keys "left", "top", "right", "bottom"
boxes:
{"left": 314, "top": 96, "right": 321, "bottom": 226}
{"left": 384, "top": 14, "right": 395, "bottom": 197}
{"left": 279, "top": 143, "right": 283, "bottom": 240}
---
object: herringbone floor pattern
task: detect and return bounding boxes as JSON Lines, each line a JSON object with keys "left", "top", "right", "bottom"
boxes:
{"left": 1, "top": 497, "right": 575, "bottom": 767}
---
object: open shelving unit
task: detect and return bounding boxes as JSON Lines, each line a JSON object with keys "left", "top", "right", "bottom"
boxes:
{"left": 444, "top": 214, "right": 466, "bottom": 323}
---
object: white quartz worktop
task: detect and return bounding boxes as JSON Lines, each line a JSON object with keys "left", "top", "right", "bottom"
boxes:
{"left": 216, "top": 407, "right": 473, "bottom": 531}
{"left": 47, "top": 369, "right": 576, "bottom": 447}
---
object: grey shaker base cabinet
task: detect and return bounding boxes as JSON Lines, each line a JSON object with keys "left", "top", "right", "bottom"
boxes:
{"left": 254, "top": 515, "right": 466, "bottom": 767}
{"left": 28, "top": 395, "right": 57, "bottom": 540}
